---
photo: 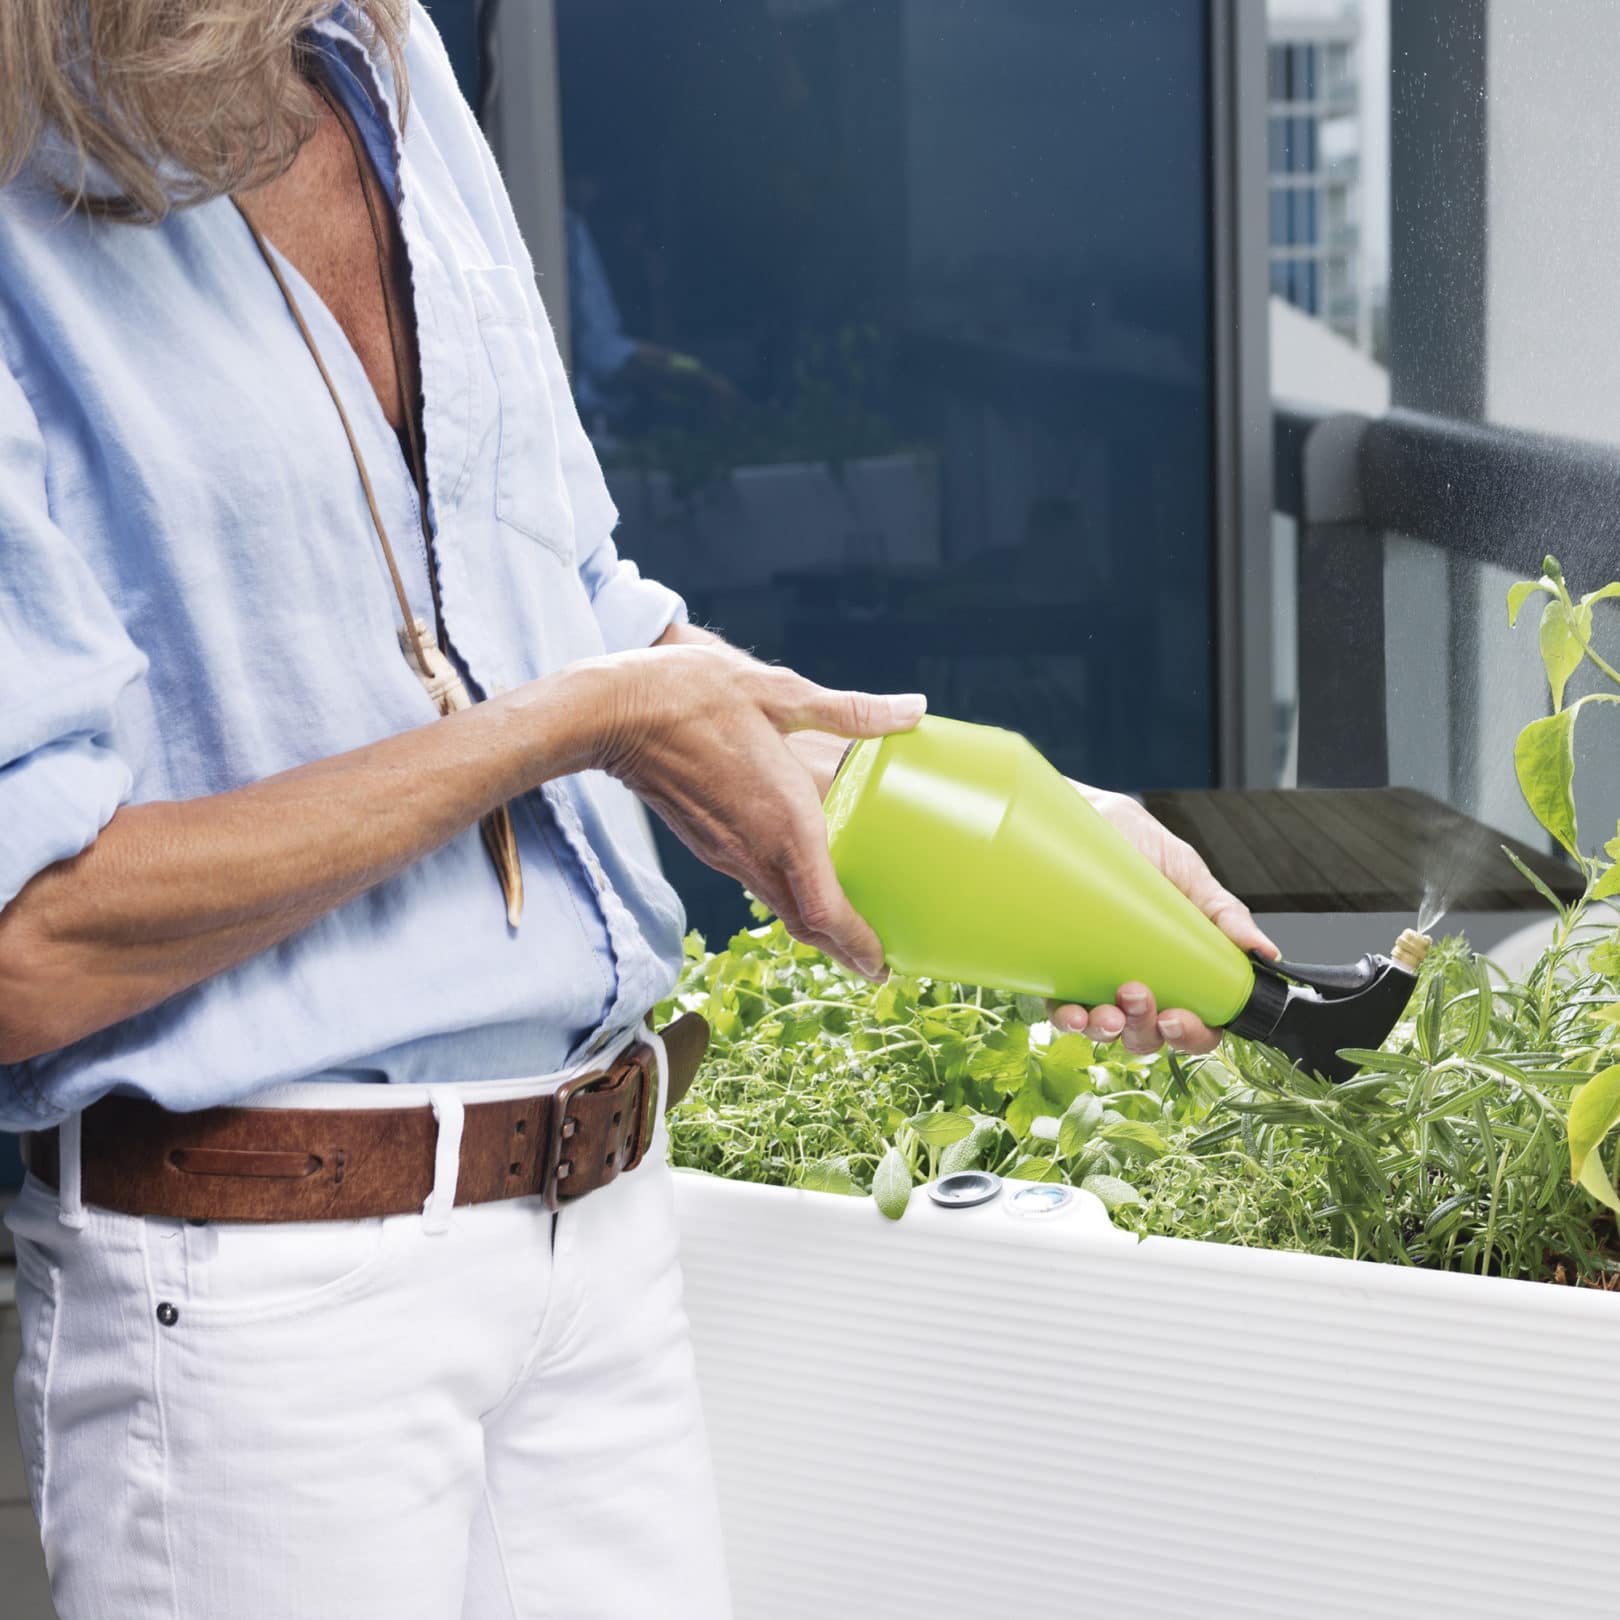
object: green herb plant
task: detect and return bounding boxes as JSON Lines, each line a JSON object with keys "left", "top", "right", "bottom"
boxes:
{"left": 655, "top": 905, "right": 1172, "bottom": 1223}
{"left": 659, "top": 558, "right": 1620, "bottom": 1283}
{"left": 1508, "top": 555, "right": 1620, "bottom": 1217}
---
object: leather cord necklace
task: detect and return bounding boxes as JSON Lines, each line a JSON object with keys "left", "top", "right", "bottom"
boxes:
{"left": 233, "top": 80, "right": 525, "bottom": 927}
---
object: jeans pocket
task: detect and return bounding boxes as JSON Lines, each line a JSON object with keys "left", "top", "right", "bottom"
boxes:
{"left": 466, "top": 263, "right": 577, "bottom": 563}
{"left": 13, "top": 1249, "right": 61, "bottom": 1536}
{"left": 161, "top": 1213, "right": 400, "bottom": 1327}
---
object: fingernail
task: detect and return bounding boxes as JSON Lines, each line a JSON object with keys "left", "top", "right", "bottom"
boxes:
{"left": 1120, "top": 989, "right": 1148, "bottom": 1015}
{"left": 887, "top": 693, "right": 927, "bottom": 725}
{"left": 859, "top": 951, "right": 887, "bottom": 980}
{"left": 1056, "top": 1008, "right": 1085, "bottom": 1033}
{"left": 1158, "top": 1016, "right": 1183, "bottom": 1043}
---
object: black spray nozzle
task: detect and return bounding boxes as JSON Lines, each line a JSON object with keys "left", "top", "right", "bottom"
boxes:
{"left": 1226, "top": 935, "right": 1428, "bottom": 1083}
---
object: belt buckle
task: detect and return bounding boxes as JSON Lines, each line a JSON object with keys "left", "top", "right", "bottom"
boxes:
{"left": 542, "top": 1042, "right": 656, "bottom": 1213}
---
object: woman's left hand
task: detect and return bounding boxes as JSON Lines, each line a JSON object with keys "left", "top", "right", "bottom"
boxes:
{"left": 1049, "top": 785, "right": 1280, "bottom": 1057}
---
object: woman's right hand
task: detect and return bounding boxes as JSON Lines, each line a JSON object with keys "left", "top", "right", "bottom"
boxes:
{"left": 586, "top": 640, "right": 924, "bottom": 979}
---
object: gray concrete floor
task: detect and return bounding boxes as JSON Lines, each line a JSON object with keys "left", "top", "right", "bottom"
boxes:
{"left": 1, "top": 1275, "right": 58, "bottom": 1620}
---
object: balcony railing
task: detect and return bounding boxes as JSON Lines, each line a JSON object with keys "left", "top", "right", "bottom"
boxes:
{"left": 1271, "top": 400, "right": 1620, "bottom": 788}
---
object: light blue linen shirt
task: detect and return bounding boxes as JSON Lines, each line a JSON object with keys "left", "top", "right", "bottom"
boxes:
{"left": 0, "top": 6, "right": 690, "bottom": 1131}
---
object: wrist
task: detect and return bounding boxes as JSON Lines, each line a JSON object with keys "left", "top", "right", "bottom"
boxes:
{"left": 496, "top": 656, "right": 642, "bottom": 781}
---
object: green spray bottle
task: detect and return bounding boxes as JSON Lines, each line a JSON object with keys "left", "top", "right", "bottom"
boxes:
{"left": 824, "top": 715, "right": 1428, "bottom": 1082}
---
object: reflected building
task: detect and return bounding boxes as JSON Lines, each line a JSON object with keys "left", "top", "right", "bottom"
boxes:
{"left": 1267, "top": 1, "right": 1366, "bottom": 349}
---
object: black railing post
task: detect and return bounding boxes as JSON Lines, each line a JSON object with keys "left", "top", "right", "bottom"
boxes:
{"left": 1294, "top": 414, "right": 1388, "bottom": 788}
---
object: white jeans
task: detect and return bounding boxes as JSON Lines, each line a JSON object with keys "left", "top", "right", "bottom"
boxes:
{"left": 6, "top": 1051, "right": 732, "bottom": 1620}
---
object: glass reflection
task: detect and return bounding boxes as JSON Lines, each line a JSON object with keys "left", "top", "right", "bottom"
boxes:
{"left": 557, "top": 0, "right": 1217, "bottom": 937}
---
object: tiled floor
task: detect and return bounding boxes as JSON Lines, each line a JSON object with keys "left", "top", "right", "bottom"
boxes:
{"left": 1, "top": 1277, "right": 58, "bottom": 1619}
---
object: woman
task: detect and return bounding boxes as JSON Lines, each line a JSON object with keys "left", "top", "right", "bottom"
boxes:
{"left": 0, "top": 4, "right": 1272, "bottom": 1616}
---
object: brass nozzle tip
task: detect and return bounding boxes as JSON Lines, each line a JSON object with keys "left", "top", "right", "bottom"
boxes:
{"left": 1392, "top": 929, "right": 1432, "bottom": 972}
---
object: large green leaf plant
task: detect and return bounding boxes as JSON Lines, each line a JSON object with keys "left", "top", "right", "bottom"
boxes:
{"left": 1509, "top": 556, "right": 1620, "bottom": 1215}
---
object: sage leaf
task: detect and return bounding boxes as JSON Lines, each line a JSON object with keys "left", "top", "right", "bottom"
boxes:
{"left": 800, "top": 1158, "right": 856, "bottom": 1195}
{"left": 906, "top": 1109, "right": 973, "bottom": 1148}
{"left": 1082, "top": 1173, "right": 1143, "bottom": 1210}
{"left": 872, "top": 1145, "right": 912, "bottom": 1220}
{"left": 1567, "top": 1064, "right": 1620, "bottom": 1216}
{"left": 940, "top": 1121, "right": 995, "bottom": 1175}
{"left": 1100, "top": 1118, "right": 1169, "bottom": 1160}
{"left": 1593, "top": 865, "right": 1620, "bottom": 901}
{"left": 1007, "top": 1156, "right": 1065, "bottom": 1182}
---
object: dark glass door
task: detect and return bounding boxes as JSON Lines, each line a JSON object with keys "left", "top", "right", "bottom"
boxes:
{"left": 560, "top": 0, "right": 1220, "bottom": 941}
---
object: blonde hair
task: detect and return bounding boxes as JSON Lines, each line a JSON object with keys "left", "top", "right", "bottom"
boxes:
{"left": 0, "top": 1, "right": 411, "bottom": 223}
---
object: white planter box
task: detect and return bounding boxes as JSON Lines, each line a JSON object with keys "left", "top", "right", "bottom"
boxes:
{"left": 674, "top": 1170, "right": 1620, "bottom": 1620}
{"left": 606, "top": 451, "right": 941, "bottom": 594}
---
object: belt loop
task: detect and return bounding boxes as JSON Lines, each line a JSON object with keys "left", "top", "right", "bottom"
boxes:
{"left": 57, "top": 1112, "right": 88, "bottom": 1231}
{"left": 422, "top": 1089, "right": 465, "bottom": 1236}
{"left": 640, "top": 1019, "right": 670, "bottom": 1120}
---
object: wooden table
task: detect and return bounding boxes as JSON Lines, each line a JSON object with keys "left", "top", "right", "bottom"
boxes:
{"left": 1141, "top": 786, "right": 1584, "bottom": 914}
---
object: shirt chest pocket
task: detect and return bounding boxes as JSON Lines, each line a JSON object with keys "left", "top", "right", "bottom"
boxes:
{"left": 466, "top": 264, "right": 576, "bottom": 564}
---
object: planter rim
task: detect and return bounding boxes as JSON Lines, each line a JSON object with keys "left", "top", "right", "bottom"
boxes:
{"left": 672, "top": 1166, "right": 1620, "bottom": 1315}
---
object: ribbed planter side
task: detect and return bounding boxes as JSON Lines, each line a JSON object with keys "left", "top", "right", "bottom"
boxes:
{"left": 674, "top": 1171, "right": 1620, "bottom": 1620}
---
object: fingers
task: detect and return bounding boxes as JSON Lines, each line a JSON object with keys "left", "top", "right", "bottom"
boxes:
{"left": 1204, "top": 891, "right": 1280, "bottom": 961}
{"left": 1049, "top": 1002, "right": 1089, "bottom": 1035}
{"left": 1089, "top": 1004, "right": 1126, "bottom": 1042}
{"left": 766, "top": 672, "right": 927, "bottom": 740}
{"left": 1155, "top": 1009, "right": 1220, "bottom": 1056}
{"left": 1048, "top": 1001, "right": 1127, "bottom": 1042}
{"left": 775, "top": 815, "right": 888, "bottom": 980}
{"left": 1115, "top": 982, "right": 1162, "bottom": 1055}
{"left": 1051, "top": 986, "right": 1222, "bottom": 1057}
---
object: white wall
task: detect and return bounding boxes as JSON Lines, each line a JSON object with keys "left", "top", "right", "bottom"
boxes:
{"left": 1471, "top": 0, "right": 1620, "bottom": 851}
{"left": 1487, "top": 0, "right": 1620, "bottom": 446}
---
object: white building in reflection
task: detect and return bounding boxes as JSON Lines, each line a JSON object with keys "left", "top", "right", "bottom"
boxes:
{"left": 1266, "top": 1, "right": 1368, "bottom": 350}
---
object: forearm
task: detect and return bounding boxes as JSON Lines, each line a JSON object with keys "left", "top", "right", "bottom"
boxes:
{"left": 0, "top": 663, "right": 612, "bottom": 1063}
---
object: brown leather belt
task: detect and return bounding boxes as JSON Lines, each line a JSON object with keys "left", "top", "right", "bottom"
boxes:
{"left": 26, "top": 1012, "right": 709, "bottom": 1224}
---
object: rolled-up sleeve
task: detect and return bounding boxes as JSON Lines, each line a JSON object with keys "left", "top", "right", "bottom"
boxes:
{"left": 0, "top": 354, "right": 146, "bottom": 909}
{"left": 575, "top": 529, "right": 689, "bottom": 656}
{"left": 543, "top": 329, "right": 688, "bottom": 654}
